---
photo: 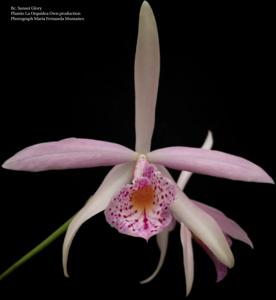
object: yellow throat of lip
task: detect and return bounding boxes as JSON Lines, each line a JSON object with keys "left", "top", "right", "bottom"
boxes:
{"left": 131, "top": 185, "right": 154, "bottom": 211}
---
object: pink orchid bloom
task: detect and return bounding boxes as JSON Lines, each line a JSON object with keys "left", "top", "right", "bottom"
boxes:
{"left": 2, "top": 1, "right": 273, "bottom": 292}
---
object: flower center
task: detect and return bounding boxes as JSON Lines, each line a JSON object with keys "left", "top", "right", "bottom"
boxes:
{"left": 105, "top": 157, "right": 176, "bottom": 240}
{"left": 131, "top": 185, "right": 154, "bottom": 211}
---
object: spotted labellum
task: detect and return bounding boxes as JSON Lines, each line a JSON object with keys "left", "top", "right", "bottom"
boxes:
{"left": 105, "top": 155, "right": 176, "bottom": 240}
{"left": 1, "top": 1, "right": 274, "bottom": 296}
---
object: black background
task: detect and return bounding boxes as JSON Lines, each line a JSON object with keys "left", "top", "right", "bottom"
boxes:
{"left": 1, "top": 1, "right": 275, "bottom": 299}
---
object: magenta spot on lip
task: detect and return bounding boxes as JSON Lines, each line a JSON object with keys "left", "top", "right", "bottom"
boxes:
{"left": 143, "top": 211, "right": 149, "bottom": 230}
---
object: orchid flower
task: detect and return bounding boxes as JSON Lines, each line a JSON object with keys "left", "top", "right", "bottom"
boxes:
{"left": 2, "top": 1, "right": 273, "bottom": 292}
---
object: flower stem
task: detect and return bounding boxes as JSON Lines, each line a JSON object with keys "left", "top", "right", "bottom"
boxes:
{"left": 0, "top": 218, "right": 72, "bottom": 281}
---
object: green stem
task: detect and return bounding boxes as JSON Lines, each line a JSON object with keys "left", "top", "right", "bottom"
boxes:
{"left": 0, "top": 217, "right": 72, "bottom": 281}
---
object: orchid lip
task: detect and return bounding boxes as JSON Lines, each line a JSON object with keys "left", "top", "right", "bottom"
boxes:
{"left": 105, "top": 157, "right": 176, "bottom": 241}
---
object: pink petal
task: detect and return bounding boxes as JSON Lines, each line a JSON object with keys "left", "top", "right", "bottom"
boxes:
{"left": 62, "top": 162, "right": 134, "bottom": 277}
{"left": 180, "top": 223, "right": 194, "bottom": 296}
{"left": 2, "top": 138, "right": 137, "bottom": 172}
{"left": 199, "top": 237, "right": 232, "bottom": 282}
{"left": 192, "top": 200, "right": 253, "bottom": 248}
{"left": 148, "top": 147, "right": 274, "bottom": 183}
{"left": 212, "top": 258, "right": 228, "bottom": 282}
{"left": 160, "top": 166, "right": 234, "bottom": 267}
{"left": 177, "top": 131, "right": 214, "bottom": 190}
{"left": 166, "top": 217, "right": 177, "bottom": 232}
{"left": 105, "top": 161, "right": 175, "bottom": 240}
{"left": 140, "top": 229, "right": 169, "bottom": 284}
{"left": 134, "top": 2, "right": 160, "bottom": 153}
{"left": 164, "top": 181, "right": 235, "bottom": 269}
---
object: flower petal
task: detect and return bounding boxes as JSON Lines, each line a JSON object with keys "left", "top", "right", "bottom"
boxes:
{"left": 177, "top": 131, "right": 214, "bottom": 189}
{"left": 199, "top": 237, "right": 232, "bottom": 282}
{"left": 135, "top": 1, "right": 160, "bottom": 153}
{"left": 105, "top": 162, "right": 175, "bottom": 240}
{"left": 192, "top": 200, "right": 253, "bottom": 248}
{"left": 180, "top": 223, "right": 194, "bottom": 296}
{"left": 2, "top": 138, "right": 137, "bottom": 172}
{"left": 212, "top": 256, "right": 228, "bottom": 282}
{"left": 160, "top": 166, "right": 234, "bottom": 267}
{"left": 62, "top": 162, "right": 134, "bottom": 277}
{"left": 148, "top": 147, "right": 274, "bottom": 183}
{"left": 170, "top": 192, "right": 234, "bottom": 268}
{"left": 140, "top": 229, "right": 169, "bottom": 284}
